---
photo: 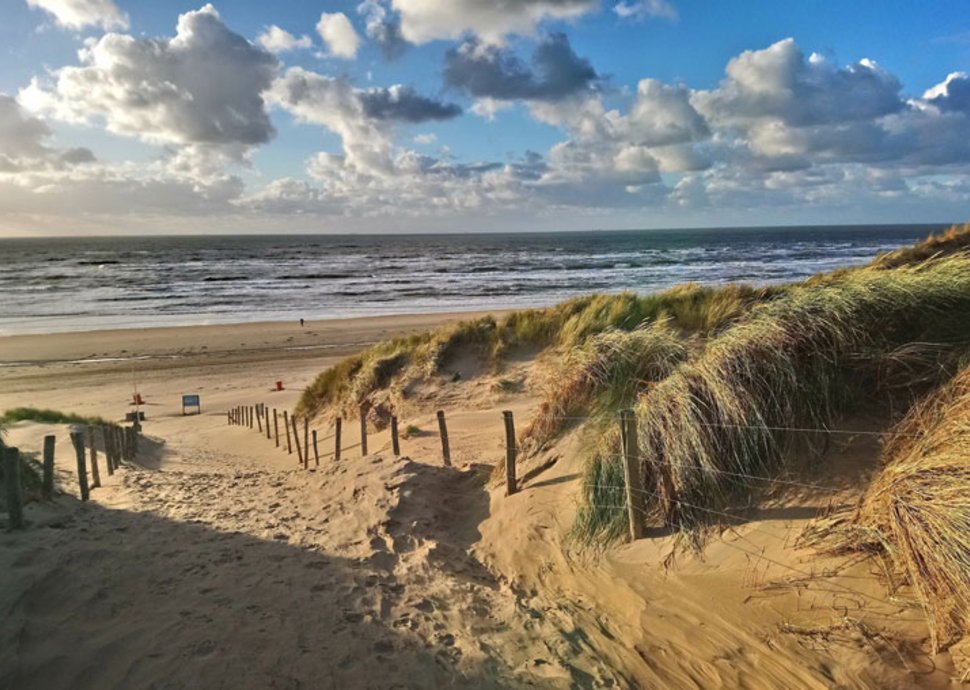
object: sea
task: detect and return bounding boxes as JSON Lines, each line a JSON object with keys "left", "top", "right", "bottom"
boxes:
{"left": 0, "top": 224, "right": 947, "bottom": 336}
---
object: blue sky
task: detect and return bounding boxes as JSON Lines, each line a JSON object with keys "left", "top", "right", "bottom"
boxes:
{"left": 0, "top": 0, "right": 968, "bottom": 235}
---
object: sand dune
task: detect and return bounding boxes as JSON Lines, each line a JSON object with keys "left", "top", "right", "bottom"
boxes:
{"left": 0, "top": 316, "right": 962, "bottom": 688}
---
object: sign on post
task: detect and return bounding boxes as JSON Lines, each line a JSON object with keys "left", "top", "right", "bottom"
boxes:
{"left": 182, "top": 394, "right": 201, "bottom": 415}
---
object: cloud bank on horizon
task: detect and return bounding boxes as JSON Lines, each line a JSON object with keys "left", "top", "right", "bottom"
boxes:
{"left": 2, "top": 0, "right": 969, "bottom": 234}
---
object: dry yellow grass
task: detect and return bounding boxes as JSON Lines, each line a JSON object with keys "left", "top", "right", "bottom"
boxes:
{"left": 846, "top": 364, "right": 970, "bottom": 652}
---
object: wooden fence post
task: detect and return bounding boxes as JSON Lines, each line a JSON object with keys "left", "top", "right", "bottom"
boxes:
{"left": 274, "top": 409, "right": 280, "bottom": 448}
{"left": 265, "top": 407, "right": 271, "bottom": 440}
{"left": 359, "top": 406, "right": 368, "bottom": 456}
{"left": 250, "top": 406, "right": 255, "bottom": 429}
{"left": 437, "top": 410, "right": 451, "bottom": 467}
{"left": 291, "top": 415, "right": 303, "bottom": 465}
{"left": 283, "top": 411, "right": 293, "bottom": 455}
{"left": 4, "top": 447, "right": 24, "bottom": 529}
{"left": 256, "top": 406, "right": 263, "bottom": 433}
{"left": 117, "top": 426, "right": 125, "bottom": 466}
{"left": 503, "top": 411, "right": 517, "bottom": 495}
{"left": 42, "top": 435, "right": 55, "bottom": 500}
{"left": 335, "top": 417, "right": 342, "bottom": 463}
{"left": 70, "top": 431, "right": 90, "bottom": 501}
{"left": 619, "top": 410, "right": 646, "bottom": 541}
{"left": 87, "top": 426, "right": 101, "bottom": 489}
{"left": 391, "top": 416, "right": 400, "bottom": 457}
{"left": 100, "top": 425, "right": 114, "bottom": 475}
{"left": 312, "top": 429, "right": 319, "bottom": 466}
{"left": 301, "top": 418, "right": 309, "bottom": 466}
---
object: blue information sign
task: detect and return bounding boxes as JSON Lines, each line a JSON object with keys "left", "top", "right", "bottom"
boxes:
{"left": 182, "top": 394, "right": 201, "bottom": 415}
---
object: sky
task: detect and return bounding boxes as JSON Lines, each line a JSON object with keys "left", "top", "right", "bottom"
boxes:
{"left": 0, "top": 0, "right": 968, "bottom": 236}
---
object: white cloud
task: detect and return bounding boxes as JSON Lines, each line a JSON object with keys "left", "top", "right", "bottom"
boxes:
{"left": 0, "top": 94, "right": 95, "bottom": 172}
{"left": 257, "top": 25, "right": 312, "bottom": 53}
{"left": 317, "top": 12, "right": 362, "bottom": 59}
{"left": 26, "top": 0, "right": 128, "bottom": 31}
{"left": 392, "top": 0, "right": 596, "bottom": 44}
{"left": 19, "top": 4, "right": 278, "bottom": 178}
{"left": 413, "top": 132, "right": 436, "bottom": 144}
{"left": 613, "top": 0, "right": 677, "bottom": 21}
{"left": 470, "top": 97, "right": 513, "bottom": 121}
{"left": 358, "top": 0, "right": 408, "bottom": 60}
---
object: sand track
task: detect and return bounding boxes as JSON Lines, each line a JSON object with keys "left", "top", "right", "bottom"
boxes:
{"left": 0, "top": 423, "right": 631, "bottom": 689}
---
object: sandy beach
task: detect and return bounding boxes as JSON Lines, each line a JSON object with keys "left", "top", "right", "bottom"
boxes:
{"left": 0, "top": 311, "right": 961, "bottom": 689}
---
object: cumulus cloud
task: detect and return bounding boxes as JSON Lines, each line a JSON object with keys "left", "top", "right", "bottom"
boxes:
{"left": 266, "top": 66, "right": 461, "bottom": 180}
{"left": 257, "top": 25, "right": 312, "bottom": 53}
{"left": 26, "top": 0, "right": 128, "bottom": 31}
{"left": 693, "top": 39, "right": 903, "bottom": 129}
{"left": 392, "top": 0, "right": 596, "bottom": 44}
{"left": 923, "top": 72, "right": 970, "bottom": 113}
{"left": 0, "top": 94, "right": 94, "bottom": 172}
{"left": 613, "top": 0, "right": 677, "bottom": 21}
{"left": 358, "top": 0, "right": 408, "bottom": 60}
{"left": 359, "top": 86, "right": 462, "bottom": 122}
{"left": 444, "top": 33, "right": 599, "bottom": 103}
{"left": 19, "top": 5, "right": 278, "bottom": 177}
{"left": 317, "top": 12, "right": 362, "bottom": 59}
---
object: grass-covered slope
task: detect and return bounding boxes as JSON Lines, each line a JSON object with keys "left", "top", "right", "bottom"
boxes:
{"left": 575, "top": 252, "right": 970, "bottom": 542}
{"left": 296, "top": 283, "right": 779, "bottom": 421}
{"left": 816, "top": 364, "right": 970, "bottom": 653}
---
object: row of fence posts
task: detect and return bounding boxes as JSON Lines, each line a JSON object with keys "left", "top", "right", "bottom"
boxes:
{"left": 227, "top": 402, "right": 493, "bottom": 478}
{"left": 3, "top": 423, "right": 139, "bottom": 530}
{"left": 223, "top": 404, "right": 659, "bottom": 540}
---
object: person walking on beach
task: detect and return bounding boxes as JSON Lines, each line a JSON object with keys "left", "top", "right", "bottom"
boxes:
{"left": 300, "top": 318, "right": 305, "bottom": 327}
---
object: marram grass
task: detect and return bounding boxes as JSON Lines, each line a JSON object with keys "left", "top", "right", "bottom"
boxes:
{"left": 522, "top": 318, "right": 691, "bottom": 453}
{"left": 297, "top": 283, "right": 777, "bottom": 420}
{"left": 575, "top": 254, "right": 970, "bottom": 542}
{"left": 836, "top": 365, "right": 970, "bottom": 653}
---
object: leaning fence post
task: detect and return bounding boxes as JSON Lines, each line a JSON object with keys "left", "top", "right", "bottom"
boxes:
{"left": 303, "top": 418, "right": 310, "bottom": 469}
{"left": 619, "top": 409, "right": 646, "bottom": 541}
{"left": 503, "top": 411, "right": 517, "bottom": 495}
{"left": 437, "top": 410, "right": 451, "bottom": 467}
{"left": 274, "top": 409, "right": 280, "bottom": 448}
{"left": 291, "top": 415, "right": 304, "bottom": 465}
{"left": 335, "top": 417, "right": 342, "bottom": 462}
{"left": 42, "top": 435, "right": 56, "bottom": 500}
{"left": 283, "top": 411, "right": 293, "bottom": 455}
{"left": 391, "top": 416, "right": 400, "bottom": 457}
{"left": 4, "top": 447, "right": 24, "bottom": 529}
{"left": 70, "top": 430, "right": 90, "bottom": 502}
{"left": 359, "top": 406, "right": 368, "bottom": 456}
{"left": 312, "top": 429, "right": 319, "bottom": 466}
{"left": 87, "top": 426, "right": 101, "bottom": 489}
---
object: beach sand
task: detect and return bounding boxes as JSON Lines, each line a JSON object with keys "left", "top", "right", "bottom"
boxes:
{"left": 0, "top": 314, "right": 960, "bottom": 688}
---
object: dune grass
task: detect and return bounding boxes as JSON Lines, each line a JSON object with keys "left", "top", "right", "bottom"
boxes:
{"left": 297, "top": 283, "right": 778, "bottom": 420}
{"left": 574, "top": 254, "right": 970, "bottom": 542}
{"left": 824, "top": 364, "right": 970, "bottom": 652}
{"left": 1, "top": 407, "right": 110, "bottom": 427}
{"left": 869, "top": 222, "right": 970, "bottom": 270}
{"left": 522, "top": 319, "right": 691, "bottom": 453}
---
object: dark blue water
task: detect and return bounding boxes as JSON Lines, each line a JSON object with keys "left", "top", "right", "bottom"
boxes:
{"left": 0, "top": 225, "right": 945, "bottom": 335}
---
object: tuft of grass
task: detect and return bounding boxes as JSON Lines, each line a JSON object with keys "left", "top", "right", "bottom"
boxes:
{"left": 402, "top": 424, "right": 422, "bottom": 439}
{"left": 1, "top": 407, "right": 109, "bottom": 426}
{"left": 868, "top": 223, "right": 970, "bottom": 270}
{"left": 522, "top": 318, "right": 691, "bottom": 452}
{"left": 575, "top": 255, "right": 970, "bottom": 542}
{"left": 832, "top": 364, "right": 970, "bottom": 652}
